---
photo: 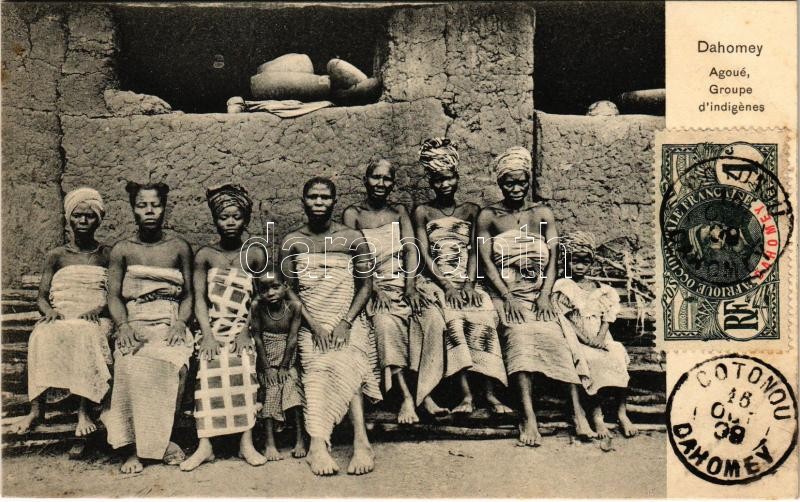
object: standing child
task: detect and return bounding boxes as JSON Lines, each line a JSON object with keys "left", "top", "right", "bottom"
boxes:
{"left": 553, "top": 231, "right": 638, "bottom": 439}
{"left": 252, "top": 272, "right": 306, "bottom": 461}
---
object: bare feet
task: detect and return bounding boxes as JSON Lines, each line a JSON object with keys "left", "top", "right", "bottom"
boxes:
{"left": 75, "top": 412, "right": 98, "bottom": 437}
{"left": 239, "top": 441, "right": 267, "bottom": 466}
{"left": 618, "top": 413, "right": 639, "bottom": 438}
{"left": 397, "top": 398, "right": 420, "bottom": 424}
{"left": 121, "top": 454, "right": 143, "bottom": 474}
{"left": 451, "top": 398, "right": 474, "bottom": 415}
{"left": 263, "top": 446, "right": 283, "bottom": 462}
{"left": 487, "top": 394, "right": 514, "bottom": 415}
{"left": 307, "top": 443, "right": 339, "bottom": 476}
{"left": 292, "top": 442, "right": 308, "bottom": 458}
{"left": 9, "top": 412, "right": 40, "bottom": 435}
{"left": 574, "top": 413, "right": 598, "bottom": 440}
{"left": 517, "top": 419, "right": 542, "bottom": 447}
{"left": 163, "top": 441, "right": 186, "bottom": 465}
{"left": 422, "top": 397, "right": 450, "bottom": 418}
{"left": 180, "top": 439, "right": 214, "bottom": 471}
{"left": 347, "top": 441, "right": 375, "bottom": 475}
{"left": 591, "top": 407, "right": 611, "bottom": 440}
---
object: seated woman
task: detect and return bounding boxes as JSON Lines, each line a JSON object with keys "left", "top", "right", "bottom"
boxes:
{"left": 180, "top": 184, "right": 266, "bottom": 471}
{"left": 102, "top": 181, "right": 194, "bottom": 474}
{"left": 476, "top": 146, "right": 594, "bottom": 447}
{"left": 343, "top": 158, "right": 426, "bottom": 424}
{"left": 411, "top": 138, "right": 510, "bottom": 416}
{"left": 11, "top": 188, "right": 112, "bottom": 437}
{"left": 281, "top": 177, "right": 382, "bottom": 477}
{"left": 553, "top": 232, "right": 637, "bottom": 439}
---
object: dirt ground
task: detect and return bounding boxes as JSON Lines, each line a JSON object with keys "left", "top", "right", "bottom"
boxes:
{"left": 2, "top": 431, "right": 666, "bottom": 498}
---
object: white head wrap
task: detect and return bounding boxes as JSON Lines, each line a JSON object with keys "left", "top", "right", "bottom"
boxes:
{"left": 494, "top": 146, "right": 532, "bottom": 180}
{"left": 64, "top": 187, "right": 105, "bottom": 222}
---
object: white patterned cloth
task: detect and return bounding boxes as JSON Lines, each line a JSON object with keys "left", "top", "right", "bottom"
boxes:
{"left": 362, "top": 223, "right": 413, "bottom": 393}
{"left": 102, "top": 265, "right": 192, "bottom": 459}
{"left": 193, "top": 267, "right": 260, "bottom": 438}
{"left": 296, "top": 252, "right": 381, "bottom": 444}
{"left": 553, "top": 278, "right": 630, "bottom": 395}
{"left": 27, "top": 265, "right": 112, "bottom": 403}
{"left": 411, "top": 216, "right": 506, "bottom": 404}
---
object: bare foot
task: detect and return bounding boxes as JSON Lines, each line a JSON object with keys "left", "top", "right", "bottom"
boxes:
{"left": 263, "top": 446, "right": 283, "bottom": 462}
{"left": 239, "top": 442, "right": 267, "bottom": 466}
{"left": 397, "top": 399, "right": 420, "bottom": 424}
{"left": 618, "top": 413, "right": 639, "bottom": 438}
{"left": 121, "top": 454, "right": 143, "bottom": 474}
{"left": 9, "top": 412, "right": 40, "bottom": 435}
{"left": 180, "top": 440, "right": 214, "bottom": 471}
{"left": 517, "top": 420, "right": 542, "bottom": 447}
{"left": 451, "top": 398, "right": 474, "bottom": 415}
{"left": 591, "top": 407, "right": 611, "bottom": 440}
{"left": 347, "top": 443, "right": 375, "bottom": 475}
{"left": 163, "top": 441, "right": 186, "bottom": 465}
{"left": 487, "top": 394, "right": 514, "bottom": 415}
{"left": 75, "top": 413, "right": 98, "bottom": 437}
{"left": 307, "top": 446, "right": 339, "bottom": 476}
{"left": 574, "top": 413, "right": 598, "bottom": 440}
{"left": 292, "top": 442, "right": 308, "bottom": 458}
{"left": 422, "top": 397, "right": 450, "bottom": 418}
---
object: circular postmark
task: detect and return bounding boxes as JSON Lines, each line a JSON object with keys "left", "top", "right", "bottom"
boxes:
{"left": 660, "top": 142, "right": 794, "bottom": 300}
{"left": 667, "top": 354, "right": 797, "bottom": 485}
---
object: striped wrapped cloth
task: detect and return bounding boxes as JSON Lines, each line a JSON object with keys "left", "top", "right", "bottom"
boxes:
{"left": 553, "top": 278, "right": 629, "bottom": 395}
{"left": 297, "top": 252, "right": 381, "bottom": 443}
{"left": 193, "top": 267, "right": 260, "bottom": 438}
{"left": 362, "top": 223, "right": 413, "bottom": 392}
{"left": 259, "top": 331, "right": 303, "bottom": 421}
{"left": 491, "top": 230, "right": 589, "bottom": 386}
{"left": 411, "top": 216, "right": 507, "bottom": 405}
{"left": 27, "top": 265, "right": 112, "bottom": 404}
{"left": 102, "top": 265, "right": 193, "bottom": 459}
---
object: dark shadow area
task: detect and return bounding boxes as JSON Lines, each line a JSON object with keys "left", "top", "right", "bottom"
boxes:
{"left": 532, "top": 1, "right": 665, "bottom": 114}
{"left": 113, "top": 5, "right": 391, "bottom": 113}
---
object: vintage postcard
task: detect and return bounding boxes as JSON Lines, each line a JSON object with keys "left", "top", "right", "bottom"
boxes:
{"left": 0, "top": 1, "right": 796, "bottom": 499}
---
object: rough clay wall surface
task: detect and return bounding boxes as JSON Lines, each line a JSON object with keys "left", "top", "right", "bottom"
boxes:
{"left": 535, "top": 112, "right": 665, "bottom": 266}
{"left": 62, "top": 100, "right": 451, "bottom": 247}
{"left": 1, "top": 4, "right": 116, "bottom": 285}
{"left": 380, "top": 3, "right": 535, "bottom": 203}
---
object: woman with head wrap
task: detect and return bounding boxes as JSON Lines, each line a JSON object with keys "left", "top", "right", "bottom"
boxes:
{"left": 102, "top": 181, "right": 194, "bottom": 474}
{"left": 10, "top": 188, "right": 113, "bottom": 439}
{"left": 342, "top": 158, "right": 426, "bottom": 425}
{"left": 180, "top": 183, "right": 267, "bottom": 471}
{"left": 477, "top": 146, "right": 595, "bottom": 447}
{"left": 552, "top": 231, "right": 637, "bottom": 439}
{"left": 411, "top": 138, "right": 511, "bottom": 418}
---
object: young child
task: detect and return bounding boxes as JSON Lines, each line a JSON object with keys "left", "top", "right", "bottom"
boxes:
{"left": 553, "top": 231, "right": 638, "bottom": 439}
{"left": 251, "top": 272, "right": 307, "bottom": 460}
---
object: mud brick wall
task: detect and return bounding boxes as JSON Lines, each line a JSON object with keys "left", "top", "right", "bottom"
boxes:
{"left": 1, "top": 4, "right": 116, "bottom": 285}
{"left": 379, "top": 3, "right": 535, "bottom": 203}
{"left": 535, "top": 112, "right": 665, "bottom": 267}
{"left": 62, "top": 100, "right": 451, "bottom": 246}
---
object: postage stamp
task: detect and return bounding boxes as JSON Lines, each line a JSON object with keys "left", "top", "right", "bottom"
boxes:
{"left": 655, "top": 129, "right": 796, "bottom": 351}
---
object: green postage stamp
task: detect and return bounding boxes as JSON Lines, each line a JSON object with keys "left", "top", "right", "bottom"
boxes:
{"left": 655, "top": 129, "right": 795, "bottom": 350}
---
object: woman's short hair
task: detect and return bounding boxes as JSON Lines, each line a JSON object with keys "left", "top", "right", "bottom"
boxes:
{"left": 302, "top": 177, "right": 336, "bottom": 199}
{"left": 365, "top": 158, "right": 396, "bottom": 179}
{"left": 125, "top": 181, "right": 169, "bottom": 207}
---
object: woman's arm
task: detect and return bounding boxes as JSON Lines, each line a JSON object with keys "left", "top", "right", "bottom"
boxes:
{"left": 36, "top": 250, "right": 59, "bottom": 321}
{"left": 106, "top": 243, "right": 128, "bottom": 326}
{"left": 331, "top": 233, "right": 373, "bottom": 349}
{"left": 398, "top": 205, "right": 425, "bottom": 312}
{"left": 534, "top": 207, "right": 558, "bottom": 320}
{"left": 176, "top": 239, "right": 194, "bottom": 325}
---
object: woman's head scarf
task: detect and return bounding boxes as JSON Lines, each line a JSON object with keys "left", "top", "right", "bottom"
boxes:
{"left": 419, "top": 138, "right": 459, "bottom": 177}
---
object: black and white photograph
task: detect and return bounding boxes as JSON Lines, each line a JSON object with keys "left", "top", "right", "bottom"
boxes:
{"left": 1, "top": 1, "right": 671, "bottom": 497}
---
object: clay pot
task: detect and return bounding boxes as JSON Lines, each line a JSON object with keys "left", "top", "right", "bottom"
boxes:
{"left": 250, "top": 72, "right": 331, "bottom": 101}
{"left": 615, "top": 88, "right": 666, "bottom": 115}
{"left": 327, "top": 58, "right": 368, "bottom": 90}
{"left": 331, "top": 77, "right": 382, "bottom": 106}
{"left": 257, "top": 53, "right": 314, "bottom": 74}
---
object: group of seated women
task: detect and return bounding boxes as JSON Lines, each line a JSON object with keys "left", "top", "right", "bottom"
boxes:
{"left": 11, "top": 139, "right": 637, "bottom": 477}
